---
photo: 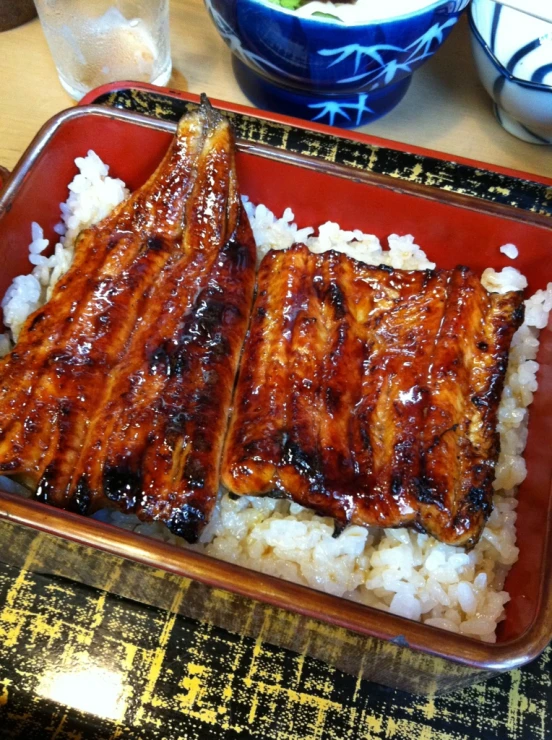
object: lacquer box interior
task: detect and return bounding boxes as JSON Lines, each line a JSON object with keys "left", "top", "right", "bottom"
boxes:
{"left": 1, "top": 97, "right": 551, "bottom": 695}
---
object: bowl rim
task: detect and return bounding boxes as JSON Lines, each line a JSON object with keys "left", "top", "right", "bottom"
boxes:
{"left": 468, "top": 4, "right": 552, "bottom": 92}
{"left": 246, "top": 0, "right": 462, "bottom": 27}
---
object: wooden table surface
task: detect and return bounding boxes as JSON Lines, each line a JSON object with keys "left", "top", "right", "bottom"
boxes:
{"left": 0, "top": 1, "right": 551, "bottom": 177}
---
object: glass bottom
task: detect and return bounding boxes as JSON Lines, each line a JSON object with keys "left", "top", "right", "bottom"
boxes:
{"left": 58, "top": 60, "right": 173, "bottom": 102}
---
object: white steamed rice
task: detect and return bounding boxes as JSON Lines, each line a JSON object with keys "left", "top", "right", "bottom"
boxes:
{"left": 500, "top": 243, "right": 519, "bottom": 260}
{"left": 2, "top": 151, "right": 551, "bottom": 643}
{"left": 0, "top": 150, "right": 128, "bottom": 346}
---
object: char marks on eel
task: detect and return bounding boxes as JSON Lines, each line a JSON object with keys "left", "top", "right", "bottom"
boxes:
{"left": 0, "top": 97, "right": 256, "bottom": 542}
{"left": 221, "top": 246, "right": 524, "bottom": 547}
{"left": 0, "top": 102, "right": 524, "bottom": 549}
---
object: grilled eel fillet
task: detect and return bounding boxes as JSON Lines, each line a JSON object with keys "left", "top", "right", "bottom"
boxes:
{"left": 0, "top": 97, "right": 256, "bottom": 542}
{"left": 222, "top": 246, "right": 525, "bottom": 548}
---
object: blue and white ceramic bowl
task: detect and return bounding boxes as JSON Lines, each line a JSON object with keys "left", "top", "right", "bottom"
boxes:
{"left": 469, "top": 0, "right": 552, "bottom": 145}
{"left": 204, "top": 0, "right": 469, "bottom": 128}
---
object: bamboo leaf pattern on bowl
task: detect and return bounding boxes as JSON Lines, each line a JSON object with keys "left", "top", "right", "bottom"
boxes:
{"left": 318, "top": 17, "right": 457, "bottom": 85}
{"left": 308, "top": 93, "right": 373, "bottom": 125}
{"left": 205, "top": 0, "right": 288, "bottom": 76}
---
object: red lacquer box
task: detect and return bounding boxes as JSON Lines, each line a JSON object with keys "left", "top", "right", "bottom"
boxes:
{"left": 0, "top": 93, "right": 551, "bottom": 694}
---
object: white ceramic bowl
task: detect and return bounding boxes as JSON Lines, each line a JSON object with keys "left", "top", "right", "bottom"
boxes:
{"left": 469, "top": 0, "right": 552, "bottom": 144}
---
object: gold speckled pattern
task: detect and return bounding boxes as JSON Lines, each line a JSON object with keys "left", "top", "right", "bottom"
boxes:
{"left": 92, "top": 88, "right": 552, "bottom": 217}
{"left": 0, "top": 87, "right": 551, "bottom": 738}
{"left": 0, "top": 520, "right": 496, "bottom": 698}
{"left": 0, "top": 541, "right": 550, "bottom": 739}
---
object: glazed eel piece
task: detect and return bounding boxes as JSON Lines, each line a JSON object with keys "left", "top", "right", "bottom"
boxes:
{"left": 0, "top": 101, "right": 210, "bottom": 489}
{"left": 221, "top": 246, "right": 524, "bottom": 548}
{"left": 0, "top": 97, "right": 256, "bottom": 542}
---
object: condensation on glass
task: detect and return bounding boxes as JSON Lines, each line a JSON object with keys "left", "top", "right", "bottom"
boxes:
{"left": 34, "top": 0, "right": 172, "bottom": 100}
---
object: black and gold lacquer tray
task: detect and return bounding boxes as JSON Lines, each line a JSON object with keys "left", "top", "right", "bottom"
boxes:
{"left": 0, "top": 83, "right": 552, "bottom": 740}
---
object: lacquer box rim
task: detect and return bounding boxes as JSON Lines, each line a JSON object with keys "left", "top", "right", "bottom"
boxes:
{"left": 81, "top": 81, "right": 552, "bottom": 187}
{"left": 0, "top": 100, "right": 551, "bottom": 677}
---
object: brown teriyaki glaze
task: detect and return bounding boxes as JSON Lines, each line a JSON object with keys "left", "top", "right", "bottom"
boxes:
{"left": 221, "top": 246, "right": 524, "bottom": 548}
{"left": 0, "top": 100, "right": 525, "bottom": 548}
{"left": 0, "top": 97, "right": 256, "bottom": 543}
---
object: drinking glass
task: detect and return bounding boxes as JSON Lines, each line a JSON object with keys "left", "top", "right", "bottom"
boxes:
{"left": 34, "top": 0, "right": 172, "bottom": 100}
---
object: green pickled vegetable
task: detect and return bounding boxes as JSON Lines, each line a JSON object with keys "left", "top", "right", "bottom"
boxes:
{"left": 267, "top": 0, "right": 304, "bottom": 9}
{"left": 312, "top": 10, "right": 342, "bottom": 19}
{"left": 266, "top": 0, "right": 344, "bottom": 14}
